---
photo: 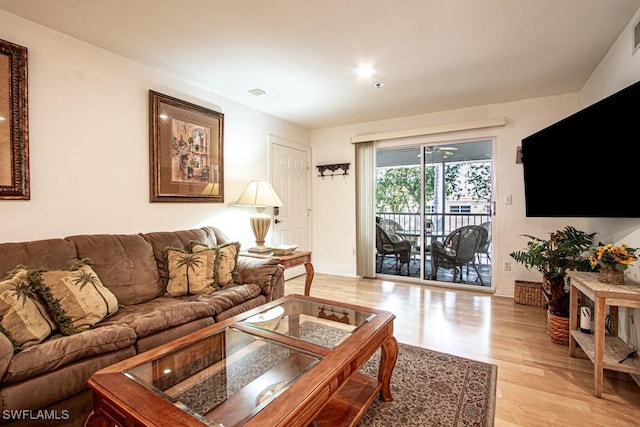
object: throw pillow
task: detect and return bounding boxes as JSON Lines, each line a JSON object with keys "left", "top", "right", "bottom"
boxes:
{"left": 192, "top": 241, "right": 241, "bottom": 287}
{"left": 164, "top": 247, "right": 217, "bottom": 296}
{"left": 0, "top": 267, "right": 57, "bottom": 349}
{"left": 30, "top": 259, "right": 119, "bottom": 335}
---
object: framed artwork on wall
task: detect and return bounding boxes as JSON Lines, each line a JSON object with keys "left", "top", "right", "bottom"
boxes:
{"left": 149, "top": 90, "right": 224, "bottom": 202}
{"left": 0, "top": 38, "right": 29, "bottom": 200}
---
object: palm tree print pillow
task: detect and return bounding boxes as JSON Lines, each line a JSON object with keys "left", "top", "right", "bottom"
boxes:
{"left": 0, "top": 267, "right": 57, "bottom": 349}
{"left": 29, "top": 259, "right": 119, "bottom": 335}
{"left": 190, "top": 241, "right": 241, "bottom": 287}
{"left": 164, "top": 247, "right": 217, "bottom": 296}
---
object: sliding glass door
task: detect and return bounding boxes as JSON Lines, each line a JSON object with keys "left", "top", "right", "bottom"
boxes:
{"left": 375, "top": 140, "right": 493, "bottom": 288}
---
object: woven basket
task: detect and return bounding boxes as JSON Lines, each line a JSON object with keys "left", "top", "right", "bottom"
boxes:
{"left": 598, "top": 266, "right": 625, "bottom": 285}
{"left": 514, "top": 280, "right": 546, "bottom": 307}
{"left": 547, "top": 311, "right": 569, "bottom": 345}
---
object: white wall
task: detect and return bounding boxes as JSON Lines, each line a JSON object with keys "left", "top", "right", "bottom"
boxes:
{"left": 0, "top": 10, "right": 310, "bottom": 250}
{"left": 579, "top": 8, "right": 640, "bottom": 352}
{"left": 310, "top": 8, "right": 640, "bottom": 298}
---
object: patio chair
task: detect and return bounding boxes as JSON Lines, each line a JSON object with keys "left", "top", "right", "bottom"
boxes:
{"left": 376, "top": 224, "right": 411, "bottom": 275}
{"left": 430, "top": 225, "right": 488, "bottom": 284}
{"left": 475, "top": 221, "right": 491, "bottom": 264}
{"left": 379, "top": 218, "right": 404, "bottom": 241}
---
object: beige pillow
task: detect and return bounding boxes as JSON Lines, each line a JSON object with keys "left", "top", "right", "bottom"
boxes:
{"left": 31, "top": 260, "right": 119, "bottom": 335}
{"left": 0, "top": 268, "right": 57, "bottom": 349}
{"left": 165, "top": 247, "right": 217, "bottom": 296}
{"left": 215, "top": 242, "right": 240, "bottom": 286}
{"left": 192, "top": 241, "right": 240, "bottom": 287}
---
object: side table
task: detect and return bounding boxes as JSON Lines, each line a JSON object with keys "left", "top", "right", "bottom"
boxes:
{"left": 240, "top": 250, "right": 314, "bottom": 295}
{"left": 568, "top": 271, "right": 640, "bottom": 397}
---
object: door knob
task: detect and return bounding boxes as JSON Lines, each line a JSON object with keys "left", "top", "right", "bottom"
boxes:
{"left": 274, "top": 219, "right": 282, "bottom": 224}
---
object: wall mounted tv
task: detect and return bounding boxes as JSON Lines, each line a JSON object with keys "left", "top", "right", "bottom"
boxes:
{"left": 521, "top": 79, "right": 640, "bottom": 218}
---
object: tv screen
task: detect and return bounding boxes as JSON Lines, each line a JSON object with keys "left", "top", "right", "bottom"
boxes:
{"left": 522, "top": 79, "right": 640, "bottom": 218}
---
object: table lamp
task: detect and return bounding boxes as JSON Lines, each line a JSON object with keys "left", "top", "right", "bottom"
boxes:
{"left": 235, "top": 181, "right": 284, "bottom": 253}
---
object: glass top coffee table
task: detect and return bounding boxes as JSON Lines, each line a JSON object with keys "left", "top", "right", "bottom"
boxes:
{"left": 85, "top": 294, "right": 398, "bottom": 427}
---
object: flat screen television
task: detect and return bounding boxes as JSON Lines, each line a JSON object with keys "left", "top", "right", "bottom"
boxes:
{"left": 521, "top": 79, "right": 640, "bottom": 217}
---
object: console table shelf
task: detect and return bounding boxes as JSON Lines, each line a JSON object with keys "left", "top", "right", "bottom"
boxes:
{"left": 568, "top": 271, "right": 640, "bottom": 397}
{"left": 571, "top": 331, "right": 640, "bottom": 375}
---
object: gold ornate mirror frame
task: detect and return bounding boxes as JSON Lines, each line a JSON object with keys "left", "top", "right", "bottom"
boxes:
{"left": 0, "top": 38, "right": 29, "bottom": 200}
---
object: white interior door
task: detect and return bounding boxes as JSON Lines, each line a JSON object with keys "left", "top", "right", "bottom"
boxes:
{"left": 270, "top": 136, "right": 311, "bottom": 278}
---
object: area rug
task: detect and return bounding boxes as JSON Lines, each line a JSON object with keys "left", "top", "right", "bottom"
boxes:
{"left": 297, "top": 322, "right": 497, "bottom": 426}
{"left": 174, "top": 322, "right": 497, "bottom": 427}
{"left": 357, "top": 343, "right": 497, "bottom": 427}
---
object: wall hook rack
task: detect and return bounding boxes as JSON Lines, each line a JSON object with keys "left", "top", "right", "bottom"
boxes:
{"left": 316, "top": 163, "right": 350, "bottom": 179}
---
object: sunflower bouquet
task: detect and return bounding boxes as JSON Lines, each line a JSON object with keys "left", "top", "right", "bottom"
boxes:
{"left": 589, "top": 243, "right": 638, "bottom": 272}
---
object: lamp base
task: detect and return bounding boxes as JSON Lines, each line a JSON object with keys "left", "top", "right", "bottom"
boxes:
{"left": 249, "top": 210, "right": 272, "bottom": 254}
{"left": 248, "top": 245, "right": 271, "bottom": 253}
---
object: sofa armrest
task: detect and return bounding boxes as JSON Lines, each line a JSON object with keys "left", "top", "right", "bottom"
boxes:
{"left": 0, "top": 332, "right": 14, "bottom": 380}
{"left": 236, "top": 257, "right": 285, "bottom": 301}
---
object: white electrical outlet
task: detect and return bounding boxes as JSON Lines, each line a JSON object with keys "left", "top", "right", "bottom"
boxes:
{"left": 504, "top": 261, "right": 511, "bottom": 271}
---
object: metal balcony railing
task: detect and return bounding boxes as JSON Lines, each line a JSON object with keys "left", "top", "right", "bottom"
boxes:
{"left": 376, "top": 212, "right": 492, "bottom": 269}
{"left": 376, "top": 212, "right": 491, "bottom": 237}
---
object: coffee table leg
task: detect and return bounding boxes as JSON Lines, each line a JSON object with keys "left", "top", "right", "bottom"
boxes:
{"left": 378, "top": 336, "right": 399, "bottom": 402}
{"left": 84, "top": 410, "right": 111, "bottom": 427}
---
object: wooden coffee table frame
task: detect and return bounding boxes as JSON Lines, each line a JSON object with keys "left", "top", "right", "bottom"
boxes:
{"left": 85, "top": 294, "right": 398, "bottom": 427}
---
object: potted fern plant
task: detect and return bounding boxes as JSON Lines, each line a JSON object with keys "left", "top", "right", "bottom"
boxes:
{"left": 510, "top": 226, "right": 596, "bottom": 344}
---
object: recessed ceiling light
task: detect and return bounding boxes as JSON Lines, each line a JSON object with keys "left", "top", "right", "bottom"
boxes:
{"left": 374, "top": 82, "right": 384, "bottom": 88}
{"left": 356, "top": 64, "right": 374, "bottom": 79}
{"left": 0, "top": 116, "right": 5, "bottom": 121}
{"left": 249, "top": 88, "right": 266, "bottom": 96}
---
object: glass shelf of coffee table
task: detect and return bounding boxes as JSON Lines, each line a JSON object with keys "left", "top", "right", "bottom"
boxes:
{"left": 124, "top": 327, "right": 322, "bottom": 427}
{"left": 241, "top": 297, "right": 377, "bottom": 348}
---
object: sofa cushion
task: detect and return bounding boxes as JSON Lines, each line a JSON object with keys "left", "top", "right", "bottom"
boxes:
{"left": 164, "top": 247, "right": 217, "bottom": 296}
{"left": 214, "top": 295, "right": 268, "bottom": 322}
{"left": 102, "top": 297, "right": 216, "bottom": 338}
{"left": 31, "top": 261, "right": 119, "bottom": 335}
{"left": 194, "top": 283, "right": 262, "bottom": 313}
{"left": 134, "top": 317, "right": 214, "bottom": 354}
{"left": 0, "top": 347, "right": 135, "bottom": 414}
{"left": 0, "top": 238, "right": 78, "bottom": 279}
{"left": 66, "top": 233, "right": 163, "bottom": 305}
{"left": 2, "top": 324, "right": 136, "bottom": 384}
{"left": 0, "top": 268, "right": 57, "bottom": 349}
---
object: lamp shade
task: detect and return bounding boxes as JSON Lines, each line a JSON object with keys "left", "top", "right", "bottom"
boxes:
{"left": 235, "top": 181, "right": 283, "bottom": 207}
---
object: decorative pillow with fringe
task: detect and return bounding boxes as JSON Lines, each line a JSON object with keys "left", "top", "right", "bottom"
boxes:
{"left": 0, "top": 267, "right": 57, "bottom": 349}
{"left": 164, "top": 246, "right": 217, "bottom": 296}
{"left": 30, "top": 259, "right": 119, "bottom": 335}
{"left": 191, "top": 241, "right": 241, "bottom": 287}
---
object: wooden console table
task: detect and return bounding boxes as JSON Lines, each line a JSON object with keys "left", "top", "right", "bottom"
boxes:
{"left": 241, "top": 250, "right": 314, "bottom": 295}
{"left": 568, "top": 271, "right": 640, "bottom": 397}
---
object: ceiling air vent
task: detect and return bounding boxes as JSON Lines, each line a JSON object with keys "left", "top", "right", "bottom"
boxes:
{"left": 248, "top": 88, "right": 266, "bottom": 96}
{"left": 634, "top": 17, "right": 640, "bottom": 54}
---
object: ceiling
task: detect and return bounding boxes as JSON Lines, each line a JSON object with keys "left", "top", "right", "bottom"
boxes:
{"left": 1, "top": 0, "right": 639, "bottom": 130}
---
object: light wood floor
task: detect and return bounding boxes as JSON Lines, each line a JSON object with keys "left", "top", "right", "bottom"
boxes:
{"left": 285, "top": 273, "right": 640, "bottom": 427}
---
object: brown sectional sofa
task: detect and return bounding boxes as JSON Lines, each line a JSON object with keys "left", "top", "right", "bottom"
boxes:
{"left": 0, "top": 226, "right": 284, "bottom": 426}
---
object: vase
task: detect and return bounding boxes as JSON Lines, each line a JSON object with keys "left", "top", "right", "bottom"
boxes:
{"left": 598, "top": 266, "right": 625, "bottom": 285}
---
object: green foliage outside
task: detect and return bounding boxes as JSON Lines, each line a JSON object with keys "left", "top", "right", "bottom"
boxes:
{"left": 376, "top": 161, "right": 491, "bottom": 213}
